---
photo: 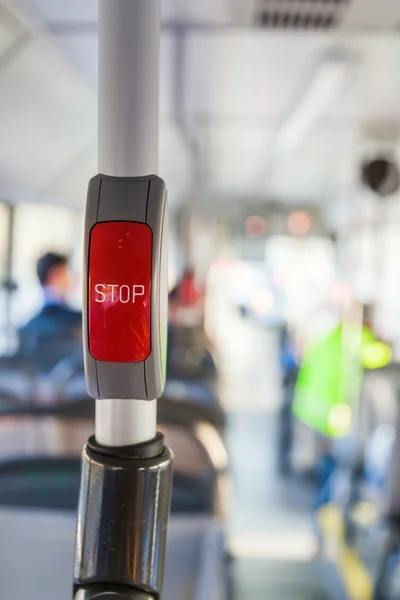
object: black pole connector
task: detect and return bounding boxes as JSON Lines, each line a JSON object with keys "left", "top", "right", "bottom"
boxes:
{"left": 75, "top": 584, "right": 156, "bottom": 600}
{"left": 73, "top": 434, "right": 173, "bottom": 599}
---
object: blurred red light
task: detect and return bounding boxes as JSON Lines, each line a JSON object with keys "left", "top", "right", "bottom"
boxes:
{"left": 328, "top": 280, "right": 351, "bottom": 304}
{"left": 250, "top": 290, "right": 274, "bottom": 315}
{"left": 274, "top": 270, "right": 287, "bottom": 290}
{"left": 287, "top": 211, "right": 312, "bottom": 236}
{"left": 245, "top": 215, "right": 267, "bottom": 238}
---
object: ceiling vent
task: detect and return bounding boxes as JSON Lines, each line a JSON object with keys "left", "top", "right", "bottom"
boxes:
{"left": 254, "top": 0, "right": 350, "bottom": 30}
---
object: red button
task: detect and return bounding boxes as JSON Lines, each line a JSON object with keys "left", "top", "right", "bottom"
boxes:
{"left": 88, "top": 222, "right": 152, "bottom": 362}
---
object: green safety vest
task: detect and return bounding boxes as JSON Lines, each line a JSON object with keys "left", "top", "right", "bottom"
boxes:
{"left": 292, "top": 324, "right": 391, "bottom": 438}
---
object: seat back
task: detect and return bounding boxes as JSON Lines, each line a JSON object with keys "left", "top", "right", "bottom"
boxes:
{"left": 356, "top": 365, "right": 399, "bottom": 468}
{"left": 359, "top": 365, "right": 400, "bottom": 515}
{"left": 47, "top": 351, "right": 87, "bottom": 402}
{"left": 21, "top": 336, "right": 82, "bottom": 375}
{"left": 167, "top": 325, "right": 218, "bottom": 383}
{"left": 0, "top": 397, "right": 229, "bottom": 517}
{"left": 0, "top": 355, "right": 38, "bottom": 403}
{"left": 0, "top": 457, "right": 81, "bottom": 510}
{"left": 162, "top": 385, "right": 224, "bottom": 426}
{"left": 159, "top": 399, "right": 230, "bottom": 518}
{"left": 0, "top": 510, "right": 226, "bottom": 600}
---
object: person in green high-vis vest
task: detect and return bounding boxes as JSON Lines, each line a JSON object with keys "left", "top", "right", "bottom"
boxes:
{"left": 292, "top": 303, "right": 391, "bottom": 506}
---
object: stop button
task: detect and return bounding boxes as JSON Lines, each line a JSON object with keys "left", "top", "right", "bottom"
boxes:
{"left": 83, "top": 174, "right": 167, "bottom": 400}
{"left": 89, "top": 221, "right": 153, "bottom": 362}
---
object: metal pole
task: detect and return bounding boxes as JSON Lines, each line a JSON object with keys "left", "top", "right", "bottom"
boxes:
{"left": 98, "top": 0, "right": 159, "bottom": 177}
{"left": 95, "top": 398, "right": 157, "bottom": 447}
{"left": 96, "top": 0, "right": 160, "bottom": 447}
{"left": 74, "top": 5, "right": 172, "bottom": 597}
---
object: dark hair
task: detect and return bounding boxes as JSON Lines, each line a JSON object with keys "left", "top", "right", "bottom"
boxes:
{"left": 36, "top": 252, "right": 68, "bottom": 287}
{"left": 168, "top": 285, "right": 180, "bottom": 302}
{"left": 362, "top": 303, "right": 374, "bottom": 327}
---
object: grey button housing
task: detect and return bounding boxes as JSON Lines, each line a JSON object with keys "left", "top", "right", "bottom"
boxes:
{"left": 83, "top": 174, "right": 168, "bottom": 400}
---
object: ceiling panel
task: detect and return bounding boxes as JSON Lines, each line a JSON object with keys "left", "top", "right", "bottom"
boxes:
{"left": 0, "top": 19, "right": 16, "bottom": 54}
{"left": 0, "top": 3, "right": 27, "bottom": 55}
{"left": 267, "top": 147, "right": 354, "bottom": 203}
{"left": 329, "top": 35, "right": 400, "bottom": 120}
{"left": 194, "top": 92, "right": 364, "bottom": 200}
{"left": 34, "top": 30, "right": 400, "bottom": 125}
{"left": 18, "top": 0, "right": 232, "bottom": 25}
{"left": 0, "top": 36, "right": 95, "bottom": 195}
{"left": 199, "top": 117, "right": 358, "bottom": 201}
{"left": 161, "top": 0, "right": 231, "bottom": 23}
{"left": 1, "top": 1, "right": 400, "bottom": 214}
{"left": 27, "top": 0, "right": 97, "bottom": 23}
{"left": 203, "top": 125, "right": 274, "bottom": 194}
{"left": 58, "top": 36, "right": 97, "bottom": 82}
{"left": 57, "top": 33, "right": 176, "bottom": 118}
{"left": 342, "top": 0, "right": 400, "bottom": 28}
{"left": 267, "top": 114, "right": 361, "bottom": 203}
{"left": 184, "top": 32, "right": 332, "bottom": 118}
{"left": 184, "top": 32, "right": 400, "bottom": 123}
{"left": 159, "top": 124, "right": 192, "bottom": 202}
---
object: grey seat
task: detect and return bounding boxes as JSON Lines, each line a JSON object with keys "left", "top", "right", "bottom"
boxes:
{"left": 0, "top": 510, "right": 226, "bottom": 600}
{"left": 0, "top": 355, "right": 38, "bottom": 403}
{"left": 0, "top": 396, "right": 230, "bottom": 517}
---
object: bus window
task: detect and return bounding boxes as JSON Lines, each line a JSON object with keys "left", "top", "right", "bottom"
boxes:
{"left": 11, "top": 203, "right": 75, "bottom": 333}
{"left": 0, "top": 203, "right": 12, "bottom": 352}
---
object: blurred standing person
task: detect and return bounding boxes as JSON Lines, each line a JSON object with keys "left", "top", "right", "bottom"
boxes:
{"left": 277, "top": 323, "right": 299, "bottom": 475}
{"left": 292, "top": 303, "right": 389, "bottom": 507}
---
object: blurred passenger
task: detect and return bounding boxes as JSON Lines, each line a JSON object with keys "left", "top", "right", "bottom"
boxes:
{"left": 278, "top": 323, "right": 299, "bottom": 475}
{"left": 179, "top": 268, "right": 205, "bottom": 308}
{"left": 279, "top": 324, "right": 298, "bottom": 384}
{"left": 167, "top": 284, "right": 208, "bottom": 362}
{"left": 18, "top": 252, "right": 82, "bottom": 373}
{"left": 173, "top": 268, "right": 206, "bottom": 329}
{"left": 292, "top": 303, "right": 390, "bottom": 507}
{"left": 168, "top": 274, "right": 207, "bottom": 336}
{"left": 167, "top": 285, "right": 179, "bottom": 363}
{"left": 167, "top": 283, "right": 217, "bottom": 382}
{"left": 168, "top": 284, "right": 180, "bottom": 325}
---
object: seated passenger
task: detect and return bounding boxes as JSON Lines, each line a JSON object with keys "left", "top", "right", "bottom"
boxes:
{"left": 18, "top": 252, "right": 82, "bottom": 373}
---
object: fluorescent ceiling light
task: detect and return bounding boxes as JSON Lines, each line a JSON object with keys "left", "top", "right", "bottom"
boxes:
{"left": 278, "top": 53, "right": 354, "bottom": 153}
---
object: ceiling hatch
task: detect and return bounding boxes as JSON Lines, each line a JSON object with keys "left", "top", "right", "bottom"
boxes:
{"left": 254, "top": 0, "right": 350, "bottom": 30}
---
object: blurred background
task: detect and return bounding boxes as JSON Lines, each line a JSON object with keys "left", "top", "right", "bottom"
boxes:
{"left": 1, "top": 0, "right": 400, "bottom": 599}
